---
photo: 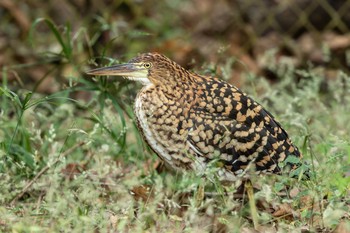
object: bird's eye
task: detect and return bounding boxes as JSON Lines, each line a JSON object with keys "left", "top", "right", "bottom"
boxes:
{"left": 143, "top": 62, "right": 152, "bottom": 69}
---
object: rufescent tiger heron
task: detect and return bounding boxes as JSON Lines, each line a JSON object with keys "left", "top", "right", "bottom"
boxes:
{"left": 87, "top": 53, "right": 306, "bottom": 182}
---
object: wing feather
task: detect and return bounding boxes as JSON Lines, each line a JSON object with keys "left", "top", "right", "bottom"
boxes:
{"left": 185, "top": 78, "right": 301, "bottom": 174}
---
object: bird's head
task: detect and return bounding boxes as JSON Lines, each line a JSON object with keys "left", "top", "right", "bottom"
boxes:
{"left": 87, "top": 53, "right": 187, "bottom": 87}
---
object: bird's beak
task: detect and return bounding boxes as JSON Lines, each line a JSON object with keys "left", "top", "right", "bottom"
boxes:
{"left": 86, "top": 62, "right": 151, "bottom": 85}
{"left": 86, "top": 63, "right": 144, "bottom": 77}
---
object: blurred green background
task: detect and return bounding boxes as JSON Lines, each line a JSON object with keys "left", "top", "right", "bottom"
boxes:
{"left": 2, "top": 0, "right": 350, "bottom": 93}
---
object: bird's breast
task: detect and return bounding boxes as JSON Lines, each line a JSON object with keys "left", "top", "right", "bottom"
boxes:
{"left": 134, "top": 86, "right": 193, "bottom": 169}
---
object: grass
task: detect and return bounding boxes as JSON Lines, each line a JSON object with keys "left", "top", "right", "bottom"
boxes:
{"left": 0, "top": 16, "right": 349, "bottom": 232}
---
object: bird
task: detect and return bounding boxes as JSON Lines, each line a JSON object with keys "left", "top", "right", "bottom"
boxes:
{"left": 87, "top": 52, "right": 305, "bottom": 182}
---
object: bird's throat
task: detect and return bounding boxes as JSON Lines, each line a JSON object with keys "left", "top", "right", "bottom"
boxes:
{"left": 127, "top": 76, "right": 151, "bottom": 85}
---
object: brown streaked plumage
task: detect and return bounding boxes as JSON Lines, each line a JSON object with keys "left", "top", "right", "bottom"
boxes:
{"left": 87, "top": 53, "right": 304, "bottom": 181}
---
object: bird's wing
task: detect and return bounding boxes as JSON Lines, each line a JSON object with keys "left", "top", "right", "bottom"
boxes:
{"left": 186, "top": 79, "right": 301, "bottom": 174}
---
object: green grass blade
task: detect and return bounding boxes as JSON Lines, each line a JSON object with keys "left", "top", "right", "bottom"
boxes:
{"left": 29, "top": 18, "right": 72, "bottom": 60}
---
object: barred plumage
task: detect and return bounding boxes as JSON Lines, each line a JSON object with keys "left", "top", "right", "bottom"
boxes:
{"left": 87, "top": 53, "right": 304, "bottom": 181}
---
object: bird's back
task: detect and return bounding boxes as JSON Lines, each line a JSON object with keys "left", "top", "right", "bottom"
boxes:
{"left": 187, "top": 76, "right": 302, "bottom": 175}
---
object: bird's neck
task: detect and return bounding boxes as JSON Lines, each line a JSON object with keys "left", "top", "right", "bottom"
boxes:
{"left": 158, "top": 76, "right": 201, "bottom": 101}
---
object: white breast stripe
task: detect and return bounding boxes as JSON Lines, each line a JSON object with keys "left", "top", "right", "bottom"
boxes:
{"left": 135, "top": 85, "right": 173, "bottom": 162}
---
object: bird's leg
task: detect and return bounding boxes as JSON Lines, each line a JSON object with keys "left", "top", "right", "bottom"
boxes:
{"left": 246, "top": 180, "right": 260, "bottom": 230}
